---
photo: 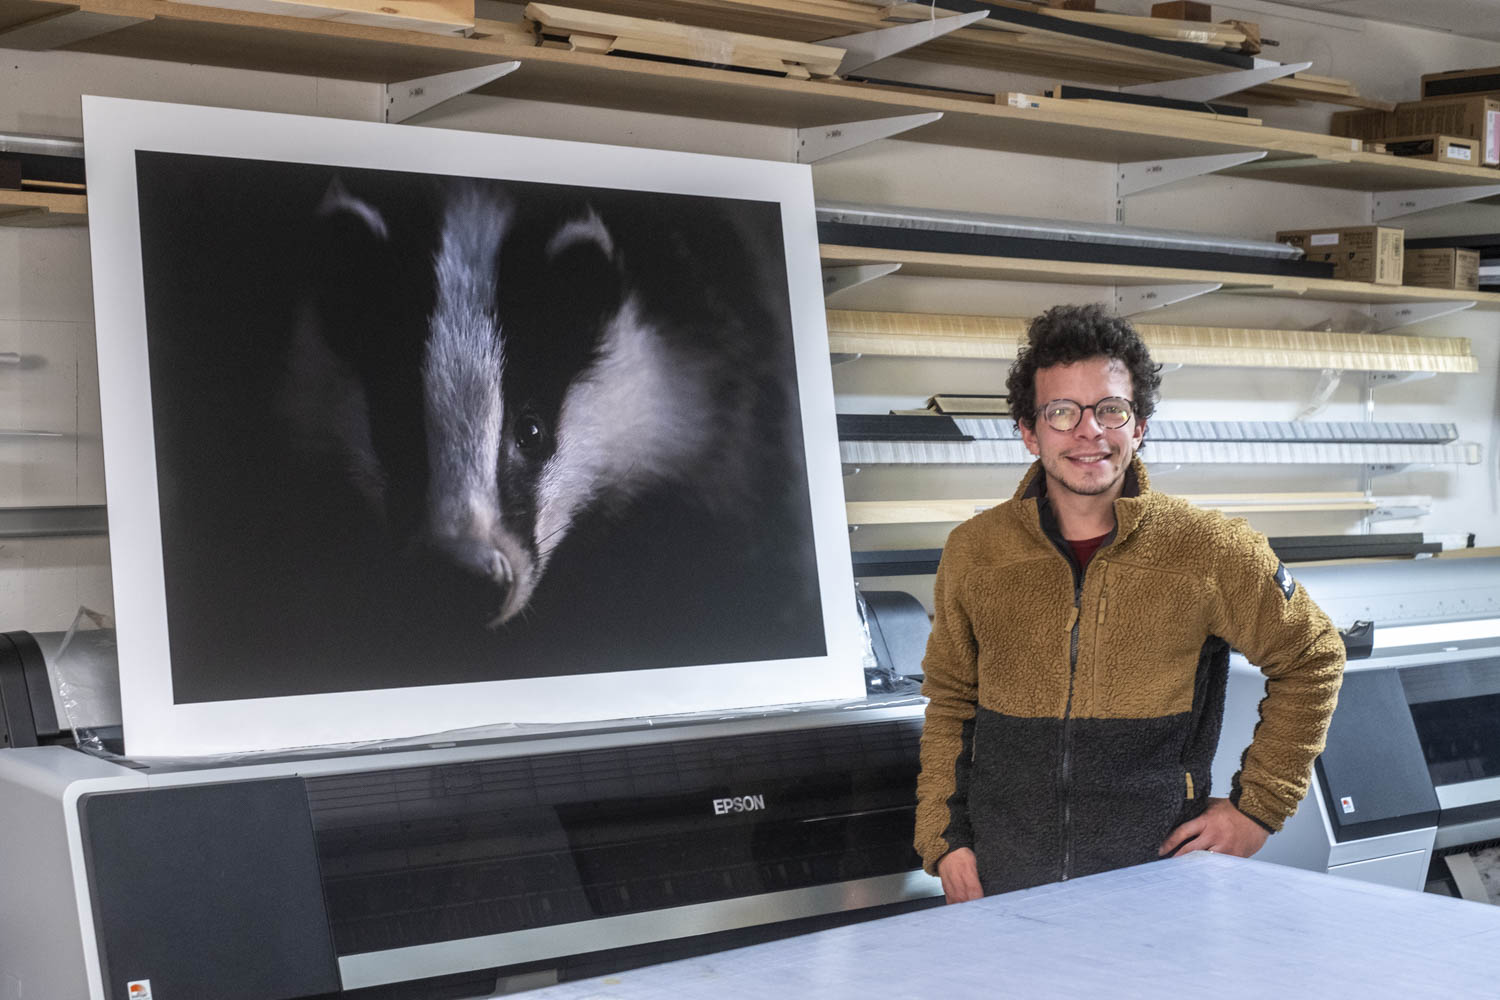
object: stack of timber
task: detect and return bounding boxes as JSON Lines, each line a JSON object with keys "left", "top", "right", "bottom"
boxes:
{"left": 526, "top": 2, "right": 842, "bottom": 77}
{"left": 823, "top": 311, "right": 1481, "bottom": 374}
{"left": 550, "top": 0, "right": 1383, "bottom": 107}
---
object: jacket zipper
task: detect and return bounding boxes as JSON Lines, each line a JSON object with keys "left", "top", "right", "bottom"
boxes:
{"left": 1060, "top": 575, "right": 1081, "bottom": 882}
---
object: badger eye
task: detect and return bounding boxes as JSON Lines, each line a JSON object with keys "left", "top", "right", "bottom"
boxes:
{"left": 515, "top": 415, "right": 545, "bottom": 452}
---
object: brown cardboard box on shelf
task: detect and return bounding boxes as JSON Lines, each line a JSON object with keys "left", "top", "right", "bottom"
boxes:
{"left": 1372, "top": 133, "right": 1481, "bottom": 166}
{"left": 1151, "top": 1, "right": 1210, "bottom": 20}
{"left": 1275, "top": 226, "right": 1404, "bottom": 285}
{"left": 1421, "top": 65, "right": 1500, "bottom": 100}
{"left": 1403, "top": 248, "right": 1480, "bottom": 290}
{"left": 1332, "top": 96, "right": 1500, "bottom": 165}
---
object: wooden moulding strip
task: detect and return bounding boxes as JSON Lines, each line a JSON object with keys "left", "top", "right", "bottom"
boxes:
{"left": 1002, "top": 92, "right": 1361, "bottom": 156}
{"left": 1017, "top": 7, "right": 1248, "bottom": 49}
{"left": 823, "top": 310, "right": 1480, "bottom": 374}
{"left": 819, "top": 245, "right": 1500, "bottom": 305}
{"left": 166, "top": 0, "right": 475, "bottom": 35}
{"left": 525, "top": 3, "right": 844, "bottom": 77}
{"left": 846, "top": 493, "right": 1381, "bottom": 525}
{"left": 0, "top": 190, "right": 89, "bottom": 226}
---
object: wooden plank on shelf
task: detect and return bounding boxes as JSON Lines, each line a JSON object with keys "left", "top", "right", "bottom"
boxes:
{"left": 818, "top": 244, "right": 1500, "bottom": 307}
{"left": 0, "top": 190, "right": 88, "bottom": 226}
{"left": 823, "top": 310, "right": 1480, "bottom": 374}
{"left": 0, "top": 4, "right": 148, "bottom": 46}
{"left": 167, "top": 0, "right": 473, "bottom": 35}
{"left": 1002, "top": 92, "right": 1357, "bottom": 155}
{"left": 525, "top": 3, "right": 843, "bottom": 77}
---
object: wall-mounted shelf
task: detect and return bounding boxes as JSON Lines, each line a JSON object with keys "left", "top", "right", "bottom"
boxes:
{"left": 839, "top": 439, "right": 1481, "bottom": 467}
{"left": 824, "top": 311, "right": 1481, "bottom": 373}
{"left": 6, "top": 0, "right": 1500, "bottom": 196}
{"left": 819, "top": 245, "right": 1500, "bottom": 308}
{"left": 0, "top": 189, "right": 88, "bottom": 226}
{"left": 846, "top": 493, "right": 1431, "bottom": 526}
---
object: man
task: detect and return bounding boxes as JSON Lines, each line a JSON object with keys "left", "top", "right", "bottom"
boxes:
{"left": 914, "top": 303, "right": 1345, "bottom": 903}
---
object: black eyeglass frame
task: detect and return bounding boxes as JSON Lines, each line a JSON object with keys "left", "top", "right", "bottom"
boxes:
{"left": 1038, "top": 396, "right": 1136, "bottom": 432}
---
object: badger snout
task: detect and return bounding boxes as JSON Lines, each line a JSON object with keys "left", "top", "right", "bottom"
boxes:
{"left": 432, "top": 535, "right": 512, "bottom": 589}
{"left": 426, "top": 525, "right": 539, "bottom": 628}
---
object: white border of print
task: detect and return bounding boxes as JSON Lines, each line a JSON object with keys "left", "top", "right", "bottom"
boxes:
{"left": 83, "top": 95, "right": 863, "bottom": 758}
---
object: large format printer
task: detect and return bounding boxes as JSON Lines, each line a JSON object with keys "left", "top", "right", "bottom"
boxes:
{"left": 6, "top": 550, "right": 1500, "bottom": 999}
{"left": 0, "top": 599, "right": 940, "bottom": 1000}
{"left": 1212, "top": 553, "right": 1500, "bottom": 897}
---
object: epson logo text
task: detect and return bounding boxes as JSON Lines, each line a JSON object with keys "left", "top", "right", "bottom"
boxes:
{"left": 712, "top": 794, "right": 766, "bottom": 816}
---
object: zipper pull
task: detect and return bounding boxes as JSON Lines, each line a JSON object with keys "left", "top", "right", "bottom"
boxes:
{"left": 1064, "top": 606, "right": 1078, "bottom": 632}
{"left": 1185, "top": 772, "right": 1195, "bottom": 800}
{"left": 1096, "top": 596, "right": 1107, "bottom": 626}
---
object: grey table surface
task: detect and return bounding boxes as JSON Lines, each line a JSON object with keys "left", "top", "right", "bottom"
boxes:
{"left": 520, "top": 854, "right": 1500, "bottom": 999}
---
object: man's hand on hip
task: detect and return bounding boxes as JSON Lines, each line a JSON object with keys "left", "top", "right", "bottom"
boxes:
{"left": 937, "top": 847, "right": 983, "bottom": 904}
{"left": 1159, "top": 797, "right": 1269, "bottom": 859}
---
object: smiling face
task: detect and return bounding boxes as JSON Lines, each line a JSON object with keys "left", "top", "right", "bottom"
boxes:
{"left": 1018, "top": 356, "right": 1147, "bottom": 501}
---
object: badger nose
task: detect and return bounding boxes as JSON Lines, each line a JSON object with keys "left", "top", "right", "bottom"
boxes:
{"left": 434, "top": 537, "right": 512, "bottom": 589}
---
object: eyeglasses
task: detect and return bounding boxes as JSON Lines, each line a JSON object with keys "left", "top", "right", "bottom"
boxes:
{"left": 1039, "top": 396, "right": 1135, "bottom": 432}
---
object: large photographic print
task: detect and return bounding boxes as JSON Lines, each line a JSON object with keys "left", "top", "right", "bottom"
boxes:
{"left": 85, "top": 98, "right": 862, "bottom": 756}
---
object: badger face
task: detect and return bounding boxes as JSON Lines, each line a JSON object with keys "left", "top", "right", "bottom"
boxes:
{"left": 307, "top": 180, "right": 716, "bottom": 627}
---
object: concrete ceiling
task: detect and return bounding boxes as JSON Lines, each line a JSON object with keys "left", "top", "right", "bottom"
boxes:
{"left": 1263, "top": 0, "right": 1500, "bottom": 42}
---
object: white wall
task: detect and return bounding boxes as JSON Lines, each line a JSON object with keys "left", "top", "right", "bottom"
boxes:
{"left": 2, "top": 4, "right": 1500, "bottom": 631}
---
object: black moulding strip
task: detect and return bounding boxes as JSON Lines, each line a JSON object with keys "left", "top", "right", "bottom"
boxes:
{"left": 850, "top": 535, "right": 1445, "bottom": 577}
{"left": 837, "top": 414, "right": 972, "bottom": 442}
{"left": 817, "top": 223, "right": 1336, "bottom": 279}
{"left": 924, "top": 0, "right": 1252, "bottom": 70}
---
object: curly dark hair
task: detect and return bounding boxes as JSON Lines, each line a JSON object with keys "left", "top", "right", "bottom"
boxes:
{"left": 1005, "top": 303, "right": 1161, "bottom": 433}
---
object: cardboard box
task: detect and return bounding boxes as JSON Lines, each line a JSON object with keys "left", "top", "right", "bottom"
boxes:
{"left": 1375, "top": 133, "right": 1481, "bottom": 166}
{"left": 1403, "top": 248, "right": 1480, "bottom": 291}
{"left": 1275, "top": 226, "right": 1404, "bottom": 285}
{"left": 1332, "top": 97, "right": 1500, "bottom": 166}
{"left": 1422, "top": 65, "right": 1500, "bottom": 100}
{"left": 1152, "top": 1, "right": 1210, "bottom": 20}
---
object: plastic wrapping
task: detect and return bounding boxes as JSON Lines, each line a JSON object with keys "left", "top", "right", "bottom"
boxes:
{"left": 47, "top": 607, "right": 123, "bottom": 754}
{"left": 30, "top": 601, "right": 920, "bottom": 766}
{"left": 856, "top": 588, "right": 923, "bottom": 696}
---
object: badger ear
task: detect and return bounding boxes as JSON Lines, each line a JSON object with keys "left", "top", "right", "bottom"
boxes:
{"left": 317, "top": 177, "right": 389, "bottom": 240}
{"left": 541, "top": 207, "right": 624, "bottom": 325}
{"left": 307, "top": 178, "right": 403, "bottom": 363}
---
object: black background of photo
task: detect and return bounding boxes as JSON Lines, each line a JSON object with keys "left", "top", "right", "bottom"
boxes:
{"left": 132, "top": 151, "right": 826, "bottom": 704}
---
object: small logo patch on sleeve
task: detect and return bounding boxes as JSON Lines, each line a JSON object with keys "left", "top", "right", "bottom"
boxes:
{"left": 1274, "top": 562, "right": 1295, "bottom": 601}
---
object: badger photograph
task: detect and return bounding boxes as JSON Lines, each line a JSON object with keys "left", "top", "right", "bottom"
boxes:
{"left": 132, "top": 151, "right": 826, "bottom": 705}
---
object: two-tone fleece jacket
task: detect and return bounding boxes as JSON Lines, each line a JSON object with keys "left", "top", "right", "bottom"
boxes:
{"left": 914, "top": 457, "right": 1345, "bottom": 895}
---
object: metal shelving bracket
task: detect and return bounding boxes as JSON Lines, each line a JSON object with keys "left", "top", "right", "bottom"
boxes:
{"left": 1369, "top": 498, "right": 1432, "bottom": 521}
{"left": 821, "top": 11, "right": 988, "bottom": 75}
{"left": 385, "top": 62, "right": 522, "bottom": 124}
{"left": 1371, "top": 300, "right": 1476, "bottom": 332}
{"left": 1118, "top": 151, "right": 1267, "bottom": 198}
{"left": 823, "top": 262, "right": 901, "bottom": 297}
{"left": 1373, "top": 184, "right": 1500, "bottom": 220}
{"left": 1114, "top": 282, "right": 1221, "bottom": 316}
{"left": 1121, "top": 61, "right": 1312, "bottom": 103}
{"left": 795, "top": 113, "right": 942, "bottom": 163}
